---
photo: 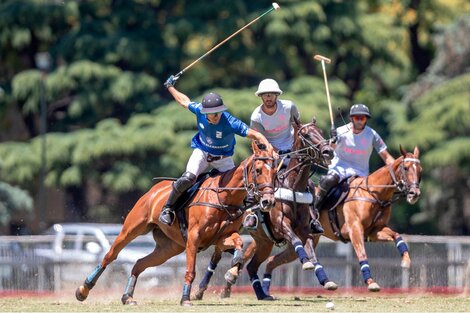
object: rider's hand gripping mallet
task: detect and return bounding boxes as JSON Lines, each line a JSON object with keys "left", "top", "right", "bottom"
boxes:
{"left": 314, "top": 55, "right": 335, "bottom": 132}
{"left": 171, "top": 3, "right": 281, "bottom": 79}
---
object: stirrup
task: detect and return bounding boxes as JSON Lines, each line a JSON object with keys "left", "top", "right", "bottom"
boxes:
{"left": 310, "top": 219, "right": 324, "bottom": 234}
{"left": 159, "top": 208, "right": 175, "bottom": 225}
{"left": 243, "top": 214, "right": 258, "bottom": 230}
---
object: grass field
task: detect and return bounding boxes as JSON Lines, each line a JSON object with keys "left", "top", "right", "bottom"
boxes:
{"left": 1, "top": 290, "right": 469, "bottom": 313}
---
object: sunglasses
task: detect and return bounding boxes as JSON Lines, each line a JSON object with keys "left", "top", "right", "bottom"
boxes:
{"left": 205, "top": 112, "right": 221, "bottom": 118}
{"left": 352, "top": 115, "right": 367, "bottom": 121}
{"left": 260, "top": 92, "right": 278, "bottom": 97}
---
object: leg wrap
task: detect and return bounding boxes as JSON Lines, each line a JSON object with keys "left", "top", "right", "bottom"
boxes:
{"left": 181, "top": 283, "right": 192, "bottom": 303}
{"left": 250, "top": 274, "right": 267, "bottom": 300}
{"left": 199, "top": 261, "right": 217, "bottom": 289}
{"left": 262, "top": 273, "right": 272, "bottom": 295}
{"left": 313, "top": 262, "right": 328, "bottom": 285}
{"left": 123, "top": 275, "right": 137, "bottom": 297}
{"left": 231, "top": 249, "right": 244, "bottom": 268}
{"left": 394, "top": 236, "right": 409, "bottom": 256}
{"left": 84, "top": 264, "right": 105, "bottom": 289}
{"left": 293, "top": 241, "right": 309, "bottom": 264}
{"left": 359, "top": 260, "right": 372, "bottom": 283}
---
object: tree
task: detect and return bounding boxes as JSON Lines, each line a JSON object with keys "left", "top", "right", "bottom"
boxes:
{"left": 389, "top": 14, "right": 470, "bottom": 235}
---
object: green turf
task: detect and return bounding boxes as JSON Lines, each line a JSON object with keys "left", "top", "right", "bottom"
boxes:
{"left": 1, "top": 292, "right": 469, "bottom": 312}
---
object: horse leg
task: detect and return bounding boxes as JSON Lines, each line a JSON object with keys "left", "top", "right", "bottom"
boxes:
{"left": 220, "top": 238, "right": 258, "bottom": 299}
{"left": 192, "top": 247, "right": 223, "bottom": 301}
{"left": 121, "top": 229, "right": 184, "bottom": 305}
{"left": 246, "top": 238, "right": 274, "bottom": 300}
{"left": 179, "top": 229, "right": 202, "bottom": 306}
{"left": 369, "top": 226, "right": 411, "bottom": 269}
{"left": 262, "top": 245, "right": 297, "bottom": 295}
{"left": 220, "top": 233, "right": 244, "bottom": 286}
{"left": 303, "top": 237, "right": 338, "bottom": 290}
{"left": 75, "top": 206, "right": 151, "bottom": 301}
{"left": 347, "top": 221, "right": 380, "bottom": 292}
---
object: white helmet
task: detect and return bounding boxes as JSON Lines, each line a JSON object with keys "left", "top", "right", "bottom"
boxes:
{"left": 255, "top": 79, "right": 283, "bottom": 96}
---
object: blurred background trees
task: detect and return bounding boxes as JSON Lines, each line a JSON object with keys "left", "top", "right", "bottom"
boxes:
{"left": 0, "top": 0, "right": 468, "bottom": 235}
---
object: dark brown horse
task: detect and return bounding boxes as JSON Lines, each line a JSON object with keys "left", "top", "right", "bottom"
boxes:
{"left": 256, "top": 146, "right": 422, "bottom": 293}
{"left": 74, "top": 141, "right": 276, "bottom": 306}
{"left": 193, "top": 118, "right": 337, "bottom": 300}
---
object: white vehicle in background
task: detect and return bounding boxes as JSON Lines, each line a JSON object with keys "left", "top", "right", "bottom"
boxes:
{"left": 35, "top": 223, "right": 185, "bottom": 290}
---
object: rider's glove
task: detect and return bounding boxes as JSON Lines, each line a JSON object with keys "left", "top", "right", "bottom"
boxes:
{"left": 163, "top": 75, "right": 179, "bottom": 88}
{"left": 330, "top": 128, "right": 337, "bottom": 144}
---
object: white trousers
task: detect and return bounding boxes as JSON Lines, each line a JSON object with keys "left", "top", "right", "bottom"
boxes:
{"left": 186, "top": 148, "right": 235, "bottom": 177}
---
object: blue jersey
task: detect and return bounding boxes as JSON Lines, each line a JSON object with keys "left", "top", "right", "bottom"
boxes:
{"left": 188, "top": 102, "right": 249, "bottom": 156}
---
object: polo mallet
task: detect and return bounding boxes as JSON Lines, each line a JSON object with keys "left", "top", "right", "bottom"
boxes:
{"left": 314, "top": 54, "right": 335, "bottom": 132}
{"left": 172, "top": 3, "right": 281, "bottom": 79}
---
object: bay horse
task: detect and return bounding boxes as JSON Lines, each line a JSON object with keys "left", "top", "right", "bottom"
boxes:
{"left": 258, "top": 146, "right": 422, "bottom": 293}
{"left": 193, "top": 117, "right": 337, "bottom": 300}
{"left": 75, "top": 141, "right": 276, "bottom": 306}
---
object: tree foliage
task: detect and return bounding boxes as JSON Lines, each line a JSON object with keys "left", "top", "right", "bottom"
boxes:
{"left": 0, "top": 1, "right": 469, "bottom": 233}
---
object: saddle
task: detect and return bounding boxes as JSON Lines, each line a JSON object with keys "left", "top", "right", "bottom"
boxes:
{"left": 173, "top": 169, "right": 220, "bottom": 243}
{"left": 320, "top": 176, "right": 356, "bottom": 243}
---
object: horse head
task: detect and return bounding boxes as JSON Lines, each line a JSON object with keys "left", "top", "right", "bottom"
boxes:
{"left": 398, "top": 145, "right": 422, "bottom": 204}
{"left": 249, "top": 141, "right": 276, "bottom": 212}
{"left": 294, "top": 116, "right": 334, "bottom": 166}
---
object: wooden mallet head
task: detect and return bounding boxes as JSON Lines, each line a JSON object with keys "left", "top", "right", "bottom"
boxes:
{"left": 313, "top": 55, "right": 331, "bottom": 64}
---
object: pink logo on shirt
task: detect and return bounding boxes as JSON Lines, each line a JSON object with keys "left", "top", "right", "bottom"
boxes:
{"left": 343, "top": 147, "right": 367, "bottom": 155}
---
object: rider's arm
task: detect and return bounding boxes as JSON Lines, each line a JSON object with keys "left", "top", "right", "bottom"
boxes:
{"left": 379, "top": 149, "right": 395, "bottom": 165}
{"left": 247, "top": 129, "right": 272, "bottom": 151}
{"left": 167, "top": 86, "right": 191, "bottom": 109}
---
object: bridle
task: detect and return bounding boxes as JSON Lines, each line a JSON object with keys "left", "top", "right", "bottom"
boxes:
{"left": 389, "top": 157, "right": 421, "bottom": 195}
{"left": 189, "top": 150, "right": 275, "bottom": 212}
{"left": 243, "top": 153, "right": 275, "bottom": 199}
{"left": 279, "top": 122, "right": 331, "bottom": 179}
{"left": 347, "top": 156, "right": 421, "bottom": 207}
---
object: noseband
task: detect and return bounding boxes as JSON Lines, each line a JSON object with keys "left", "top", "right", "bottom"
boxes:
{"left": 390, "top": 157, "right": 421, "bottom": 195}
{"left": 288, "top": 123, "right": 331, "bottom": 168}
{"left": 243, "top": 154, "right": 275, "bottom": 199}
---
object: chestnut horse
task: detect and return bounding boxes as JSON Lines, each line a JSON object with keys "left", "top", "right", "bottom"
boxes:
{"left": 75, "top": 141, "right": 276, "bottom": 306}
{"left": 193, "top": 118, "right": 337, "bottom": 300}
{"left": 258, "top": 146, "right": 422, "bottom": 293}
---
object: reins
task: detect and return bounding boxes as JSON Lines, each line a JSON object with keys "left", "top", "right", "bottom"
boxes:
{"left": 188, "top": 153, "right": 275, "bottom": 216}
{"left": 345, "top": 156, "right": 421, "bottom": 208}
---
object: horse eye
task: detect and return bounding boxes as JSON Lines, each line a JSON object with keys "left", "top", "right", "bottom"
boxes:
{"left": 256, "top": 168, "right": 262, "bottom": 175}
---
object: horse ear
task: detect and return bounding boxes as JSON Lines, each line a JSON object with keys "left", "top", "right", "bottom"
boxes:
{"left": 413, "top": 146, "right": 419, "bottom": 158}
{"left": 399, "top": 144, "right": 407, "bottom": 156}
{"left": 311, "top": 116, "right": 317, "bottom": 124}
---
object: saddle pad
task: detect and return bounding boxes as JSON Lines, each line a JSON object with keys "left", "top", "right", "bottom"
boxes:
{"left": 274, "top": 188, "right": 313, "bottom": 204}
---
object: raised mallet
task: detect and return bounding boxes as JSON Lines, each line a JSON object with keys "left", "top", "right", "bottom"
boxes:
{"left": 314, "top": 54, "right": 335, "bottom": 130}
{"left": 173, "top": 3, "right": 281, "bottom": 78}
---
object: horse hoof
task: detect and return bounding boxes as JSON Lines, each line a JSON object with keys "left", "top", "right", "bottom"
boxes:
{"left": 224, "top": 269, "right": 238, "bottom": 285}
{"left": 220, "top": 287, "right": 231, "bottom": 299}
{"left": 75, "top": 286, "right": 88, "bottom": 302}
{"left": 261, "top": 295, "right": 275, "bottom": 301}
{"left": 191, "top": 288, "right": 206, "bottom": 301}
{"left": 126, "top": 300, "right": 138, "bottom": 306}
{"left": 324, "top": 281, "right": 338, "bottom": 291}
{"left": 368, "top": 282, "right": 381, "bottom": 292}
{"left": 302, "top": 261, "right": 315, "bottom": 270}
{"left": 401, "top": 259, "right": 411, "bottom": 269}
{"left": 181, "top": 300, "right": 192, "bottom": 307}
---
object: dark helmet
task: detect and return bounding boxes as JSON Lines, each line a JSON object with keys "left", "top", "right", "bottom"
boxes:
{"left": 349, "top": 104, "right": 371, "bottom": 118}
{"left": 200, "top": 92, "right": 228, "bottom": 114}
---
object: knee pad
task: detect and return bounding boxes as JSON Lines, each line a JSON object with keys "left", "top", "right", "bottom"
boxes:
{"left": 319, "top": 173, "right": 340, "bottom": 193}
{"left": 173, "top": 171, "right": 196, "bottom": 193}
